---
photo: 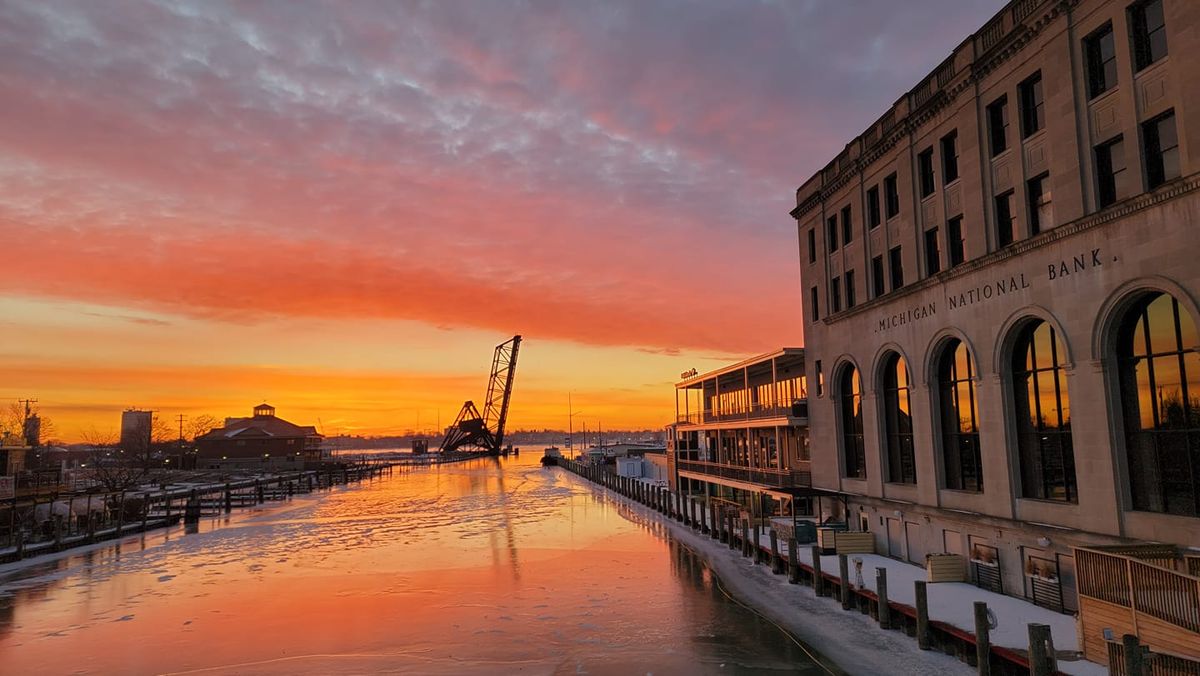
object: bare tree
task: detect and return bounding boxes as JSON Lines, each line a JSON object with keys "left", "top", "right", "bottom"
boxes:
{"left": 0, "top": 401, "right": 54, "bottom": 446}
{"left": 186, "top": 414, "right": 220, "bottom": 441}
{"left": 79, "top": 427, "right": 147, "bottom": 492}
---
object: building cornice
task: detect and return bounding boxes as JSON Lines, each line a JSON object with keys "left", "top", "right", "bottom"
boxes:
{"left": 676, "top": 347, "right": 804, "bottom": 387}
{"left": 790, "top": 0, "right": 1077, "bottom": 220}
{"left": 818, "top": 172, "right": 1200, "bottom": 325}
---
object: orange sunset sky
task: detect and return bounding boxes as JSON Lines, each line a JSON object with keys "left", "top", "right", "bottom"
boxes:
{"left": 0, "top": 0, "right": 1001, "bottom": 442}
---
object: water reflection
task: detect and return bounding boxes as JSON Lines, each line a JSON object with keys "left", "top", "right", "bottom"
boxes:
{"left": 1, "top": 454, "right": 822, "bottom": 674}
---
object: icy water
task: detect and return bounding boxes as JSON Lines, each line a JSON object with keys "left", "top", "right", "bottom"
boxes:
{"left": 0, "top": 454, "right": 827, "bottom": 675}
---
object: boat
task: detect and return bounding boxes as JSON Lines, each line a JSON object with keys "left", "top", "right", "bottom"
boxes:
{"left": 540, "top": 446, "right": 561, "bottom": 466}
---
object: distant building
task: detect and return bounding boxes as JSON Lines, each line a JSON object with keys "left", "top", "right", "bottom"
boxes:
{"left": 195, "top": 403, "right": 323, "bottom": 470}
{"left": 120, "top": 409, "right": 153, "bottom": 450}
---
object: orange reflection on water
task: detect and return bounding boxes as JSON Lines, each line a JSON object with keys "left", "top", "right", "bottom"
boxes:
{"left": 1, "top": 455, "right": 813, "bottom": 675}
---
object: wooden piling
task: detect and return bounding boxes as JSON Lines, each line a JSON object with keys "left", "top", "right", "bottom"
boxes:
{"left": 710, "top": 504, "right": 720, "bottom": 540}
{"left": 811, "top": 545, "right": 824, "bottom": 595}
{"left": 876, "top": 568, "right": 890, "bottom": 629}
{"left": 770, "top": 530, "right": 782, "bottom": 574}
{"left": 184, "top": 490, "right": 201, "bottom": 525}
{"left": 754, "top": 523, "right": 765, "bottom": 564}
{"left": 839, "top": 554, "right": 851, "bottom": 609}
{"left": 915, "top": 580, "right": 930, "bottom": 650}
{"left": 974, "top": 601, "right": 990, "bottom": 676}
{"left": 741, "top": 519, "right": 750, "bottom": 558}
{"left": 1122, "top": 634, "right": 1143, "bottom": 676}
{"left": 116, "top": 491, "right": 125, "bottom": 533}
{"left": 1027, "top": 623, "right": 1053, "bottom": 676}
{"left": 727, "top": 513, "right": 736, "bottom": 550}
{"left": 787, "top": 538, "right": 799, "bottom": 583}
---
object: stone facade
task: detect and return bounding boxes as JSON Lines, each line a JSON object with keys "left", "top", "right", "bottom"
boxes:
{"left": 791, "top": 0, "right": 1199, "bottom": 608}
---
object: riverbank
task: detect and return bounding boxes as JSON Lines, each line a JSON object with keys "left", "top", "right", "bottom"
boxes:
{"left": 0, "top": 463, "right": 394, "bottom": 564}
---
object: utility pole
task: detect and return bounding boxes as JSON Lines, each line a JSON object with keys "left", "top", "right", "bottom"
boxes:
{"left": 177, "top": 414, "right": 187, "bottom": 442}
{"left": 18, "top": 399, "right": 37, "bottom": 419}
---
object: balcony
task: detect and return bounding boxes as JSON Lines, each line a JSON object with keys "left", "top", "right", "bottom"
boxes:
{"left": 676, "top": 400, "right": 808, "bottom": 426}
{"left": 677, "top": 460, "right": 812, "bottom": 489}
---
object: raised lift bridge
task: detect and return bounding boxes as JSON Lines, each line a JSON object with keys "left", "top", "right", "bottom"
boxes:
{"left": 439, "top": 335, "right": 522, "bottom": 455}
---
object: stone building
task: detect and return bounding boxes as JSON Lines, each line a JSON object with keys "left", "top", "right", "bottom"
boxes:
{"left": 791, "top": 0, "right": 1198, "bottom": 612}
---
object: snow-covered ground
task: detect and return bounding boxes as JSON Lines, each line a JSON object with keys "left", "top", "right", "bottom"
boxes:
{"left": 604, "top": 478, "right": 1107, "bottom": 676}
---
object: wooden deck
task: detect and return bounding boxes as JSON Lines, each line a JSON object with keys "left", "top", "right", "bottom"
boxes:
{"left": 1074, "top": 545, "right": 1200, "bottom": 666}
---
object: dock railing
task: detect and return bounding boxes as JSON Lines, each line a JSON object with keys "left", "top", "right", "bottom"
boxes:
{"left": 1074, "top": 545, "right": 1200, "bottom": 665}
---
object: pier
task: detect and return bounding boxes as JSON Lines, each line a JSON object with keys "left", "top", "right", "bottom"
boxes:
{"left": 550, "top": 457, "right": 1104, "bottom": 676}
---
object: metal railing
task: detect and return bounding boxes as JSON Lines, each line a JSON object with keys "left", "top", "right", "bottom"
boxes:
{"left": 680, "top": 401, "right": 808, "bottom": 426}
{"left": 676, "top": 460, "right": 811, "bottom": 488}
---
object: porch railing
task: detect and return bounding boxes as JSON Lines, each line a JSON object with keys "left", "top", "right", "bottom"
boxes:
{"left": 678, "top": 401, "right": 808, "bottom": 425}
{"left": 677, "top": 460, "right": 811, "bottom": 489}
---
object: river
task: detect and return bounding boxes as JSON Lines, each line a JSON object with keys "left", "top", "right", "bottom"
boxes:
{"left": 0, "top": 454, "right": 827, "bottom": 674}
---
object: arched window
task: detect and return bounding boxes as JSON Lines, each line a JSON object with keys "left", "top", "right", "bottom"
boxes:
{"left": 1012, "top": 321, "right": 1075, "bottom": 501}
{"left": 938, "top": 339, "right": 982, "bottom": 491}
{"left": 839, "top": 365, "right": 865, "bottom": 478}
{"left": 882, "top": 353, "right": 916, "bottom": 484}
{"left": 1118, "top": 293, "right": 1200, "bottom": 516}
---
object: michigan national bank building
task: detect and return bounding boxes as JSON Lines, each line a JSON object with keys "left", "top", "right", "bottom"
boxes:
{"left": 791, "top": 0, "right": 1199, "bottom": 613}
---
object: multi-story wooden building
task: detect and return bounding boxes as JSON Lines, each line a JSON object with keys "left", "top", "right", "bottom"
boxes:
{"left": 791, "top": 0, "right": 1199, "bottom": 621}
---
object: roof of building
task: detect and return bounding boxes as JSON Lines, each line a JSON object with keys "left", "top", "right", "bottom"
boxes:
{"left": 676, "top": 347, "right": 804, "bottom": 387}
{"left": 196, "top": 413, "right": 321, "bottom": 441}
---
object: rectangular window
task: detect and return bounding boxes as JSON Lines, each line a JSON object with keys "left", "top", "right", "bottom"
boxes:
{"left": 1143, "top": 110, "right": 1179, "bottom": 189}
{"left": 867, "top": 186, "right": 881, "bottom": 228}
{"left": 925, "top": 227, "right": 941, "bottom": 276}
{"left": 940, "top": 130, "right": 959, "bottom": 183}
{"left": 1027, "top": 173, "right": 1052, "bottom": 235}
{"left": 995, "top": 191, "right": 1015, "bottom": 247}
{"left": 889, "top": 246, "right": 904, "bottom": 291}
{"left": 1084, "top": 23, "right": 1117, "bottom": 99}
{"left": 884, "top": 173, "right": 900, "bottom": 219}
{"left": 841, "top": 205, "right": 853, "bottom": 244}
{"left": 871, "top": 255, "right": 885, "bottom": 299}
{"left": 807, "top": 228, "right": 816, "bottom": 263}
{"left": 1096, "top": 136, "right": 1126, "bottom": 207}
{"left": 831, "top": 276, "right": 842, "bottom": 313}
{"left": 1131, "top": 0, "right": 1167, "bottom": 72}
{"left": 845, "top": 269, "right": 856, "bottom": 309}
{"left": 948, "top": 216, "right": 965, "bottom": 266}
{"left": 918, "top": 147, "right": 935, "bottom": 198}
{"left": 1019, "top": 72, "right": 1044, "bottom": 138}
{"left": 810, "top": 286, "right": 819, "bottom": 322}
{"left": 827, "top": 215, "right": 838, "bottom": 252}
{"left": 987, "top": 95, "right": 1009, "bottom": 156}
{"left": 815, "top": 360, "right": 823, "bottom": 397}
